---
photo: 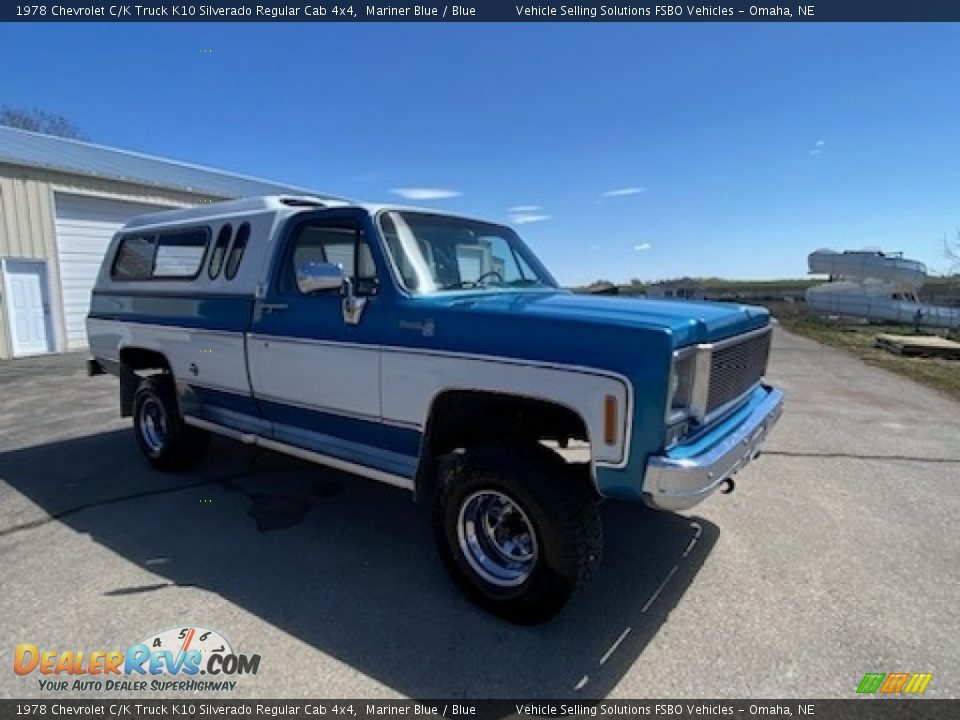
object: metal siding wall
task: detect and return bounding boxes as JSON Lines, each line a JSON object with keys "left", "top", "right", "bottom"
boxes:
{"left": 0, "top": 165, "right": 217, "bottom": 358}
{"left": 0, "top": 176, "right": 54, "bottom": 359}
{"left": 0, "top": 182, "right": 7, "bottom": 357}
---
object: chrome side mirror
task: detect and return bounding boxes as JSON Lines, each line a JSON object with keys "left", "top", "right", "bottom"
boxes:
{"left": 296, "top": 262, "right": 344, "bottom": 294}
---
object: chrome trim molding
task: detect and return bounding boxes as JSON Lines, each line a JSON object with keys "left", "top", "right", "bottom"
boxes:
{"left": 256, "top": 437, "right": 413, "bottom": 491}
{"left": 690, "top": 346, "right": 713, "bottom": 422}
{"left": 184, "top": 415, "right": 257, "bottom": 445}
{"left": 706, "top": 324, "right": 773, "bottom": 352}
{"left": 183, "top": 415, "right": 415, "bottom": 492}
{"left": 643, "top": 386, "right": 783, "bottom": 513}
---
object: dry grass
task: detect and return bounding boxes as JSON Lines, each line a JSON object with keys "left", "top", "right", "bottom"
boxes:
{"left": 768, "top": 302, "right": 960, "bottom": 403}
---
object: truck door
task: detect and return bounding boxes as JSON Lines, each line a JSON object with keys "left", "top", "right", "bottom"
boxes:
{"left": 247, "top": 209, "right": 389, "bottom": 467}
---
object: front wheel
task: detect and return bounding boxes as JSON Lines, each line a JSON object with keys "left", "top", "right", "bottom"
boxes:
{"left": 132, "top": 375, "right": 209, "bottom": 471}
{"left": 432, "top": 443, "right": 602, "bottom": 624}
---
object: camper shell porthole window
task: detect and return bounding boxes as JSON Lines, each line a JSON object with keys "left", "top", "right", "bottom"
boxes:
{"left": 208, "top": 224, "right": 233, "bottom": 279}
{"left": 224, "top": 222, "right": 251, "bottom": 280}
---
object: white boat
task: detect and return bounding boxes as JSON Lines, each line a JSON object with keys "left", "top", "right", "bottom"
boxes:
{"left": 806, "top": 249, "right": 960, "bottom": 329}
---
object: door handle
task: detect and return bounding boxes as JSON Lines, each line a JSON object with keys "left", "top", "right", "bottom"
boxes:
{"left": 261, "top": 303, "right": 289, "bottom": 314}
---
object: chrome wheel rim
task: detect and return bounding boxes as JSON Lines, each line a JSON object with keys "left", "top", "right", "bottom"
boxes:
{"left": 139, "top": 397, "right": 167, "bottom": 455}
{"left": 457, "top": 490, "right": 538, "bottom": 587}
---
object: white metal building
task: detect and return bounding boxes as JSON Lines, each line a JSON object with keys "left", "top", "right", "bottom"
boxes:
{"left": 0, "top": 125, "right": 320, "bottom": 359}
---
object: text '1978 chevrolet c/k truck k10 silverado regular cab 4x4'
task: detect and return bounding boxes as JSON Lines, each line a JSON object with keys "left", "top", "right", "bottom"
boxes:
{"left": 86, "top": 195, "right": 784, "bottom": 623}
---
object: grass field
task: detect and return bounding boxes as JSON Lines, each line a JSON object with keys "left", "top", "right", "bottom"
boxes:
{"left": 769, "top": 302, "right": 960, "bottom": 402}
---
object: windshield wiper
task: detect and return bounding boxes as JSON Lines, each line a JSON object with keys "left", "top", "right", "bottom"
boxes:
{"left": 440, "top": 279, "right": 544, "bottom": 291}
{"left": 440, "top": 281, "right": 492, "bottom": 290}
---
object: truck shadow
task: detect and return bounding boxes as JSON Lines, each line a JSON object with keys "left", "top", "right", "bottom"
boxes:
{"left": 0, "top": 431, "right": 718, "bottom": 699}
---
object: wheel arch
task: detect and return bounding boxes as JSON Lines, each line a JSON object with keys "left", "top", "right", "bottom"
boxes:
{"left": 117, "top": 346, "right": 172, "bottom": 417}
{"left": 414, "top": 388, "right": 594, "bottom": 499}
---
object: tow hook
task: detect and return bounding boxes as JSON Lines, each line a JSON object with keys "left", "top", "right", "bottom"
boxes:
{"left": 721, "top": 478, "right": 735, "bottom": 494}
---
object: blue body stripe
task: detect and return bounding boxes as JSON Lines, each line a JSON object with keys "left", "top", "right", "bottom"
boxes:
{"left": 260, "top": 400, "right": 421, "bottom": 458}
{"left": 90, "top": 292, "right": 252, "bottom": 332}
{"left": 176, "top": 383, "right": 420, "bottom": 479}
{"left": 182, "top": 384, "right": 261, "bottom": 417}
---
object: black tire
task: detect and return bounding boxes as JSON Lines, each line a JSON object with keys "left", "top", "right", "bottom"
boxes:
{"left": 132, "top": 375, "right": 209, "bottom": 471}
{"left": 432, "top": 442, "right": 602, "bottom": 624}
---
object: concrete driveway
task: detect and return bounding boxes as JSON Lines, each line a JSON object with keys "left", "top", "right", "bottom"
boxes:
{"left": 1, "top": 328, "right": 958, "bottom": 699}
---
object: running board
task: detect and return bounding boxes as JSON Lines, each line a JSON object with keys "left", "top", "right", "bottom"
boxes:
{"left": 184, "top": 415, "right": 415, "bottom": 492}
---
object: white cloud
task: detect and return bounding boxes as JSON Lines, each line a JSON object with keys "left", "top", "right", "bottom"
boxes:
{"left": 603, "top": 187, "right": 647, "bottom": 197}
{"left": 633, "top": 243, "right": 652, "bottom": 252}
{"left": 508, "top": 205, "right": 541, "bottom": 213}
{"left": 809, "top": 139, "right": 826, "bottom": 155}
{"left": 510, "top": 213, "right": 551, "bottom": 224}
{"left": 390, "top": 187, "right": 462, "bottom": 200}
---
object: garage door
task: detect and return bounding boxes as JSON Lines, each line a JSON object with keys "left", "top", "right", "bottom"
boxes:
{"left": 54, "top": 194, "right": 175, "bottom": 350}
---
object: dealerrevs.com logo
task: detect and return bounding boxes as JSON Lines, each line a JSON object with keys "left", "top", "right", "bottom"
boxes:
{"left": 14, "top": 626, "right": 260, "bottom": 692}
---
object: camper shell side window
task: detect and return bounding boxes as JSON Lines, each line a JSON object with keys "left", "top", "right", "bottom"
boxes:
{"left": 111, "top": 226, "right": 211, "bottom": 281}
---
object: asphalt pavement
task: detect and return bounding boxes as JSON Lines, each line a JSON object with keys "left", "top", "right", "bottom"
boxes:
{"left": 0, "top": 328, "right": 957, "bottom": 699}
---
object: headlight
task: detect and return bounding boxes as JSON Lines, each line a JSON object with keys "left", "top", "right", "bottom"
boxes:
{"left": 665, "top": 350, "right": 697, "bottom": 422}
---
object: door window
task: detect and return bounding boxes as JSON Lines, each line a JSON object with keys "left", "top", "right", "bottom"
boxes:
{"left": 285, "top": 222, "right": 378, "bottom": 295}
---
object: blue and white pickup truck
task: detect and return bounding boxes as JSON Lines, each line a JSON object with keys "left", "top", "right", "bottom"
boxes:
{"left": 87, "top": 195, "right": 783, "bottom": 623}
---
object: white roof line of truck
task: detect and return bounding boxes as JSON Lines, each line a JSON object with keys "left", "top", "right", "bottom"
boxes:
{"left": 122, "top": 195, "right": 511, "bottom": 231}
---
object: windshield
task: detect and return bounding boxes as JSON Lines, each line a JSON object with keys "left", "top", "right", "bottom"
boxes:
{"left": 378, "top": 211, "right": 557, "bottom": 294}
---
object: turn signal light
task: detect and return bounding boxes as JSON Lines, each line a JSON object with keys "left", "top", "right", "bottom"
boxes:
{"left": 604, "top": 395, "right": 618, "bottom": 446}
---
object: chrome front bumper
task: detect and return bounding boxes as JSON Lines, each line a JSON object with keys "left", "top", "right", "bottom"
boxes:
{"left": 643, "top": 387, "right": 784, "bottom": 512}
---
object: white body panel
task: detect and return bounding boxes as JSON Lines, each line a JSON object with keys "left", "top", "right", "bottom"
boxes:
{"left": 247, "top": 335, "right": 381, "bottom": 420}
{"left": 87, "top": 318, "right": 251, "bottom": 395}
{"left": 381, "top": 349, "right": 631, "bottom": 466}
{"left": 2, "top": 259, "right": 54, "bottom": 357}
{"left": 54, "top": 193, "right": 173, "bottom": 350}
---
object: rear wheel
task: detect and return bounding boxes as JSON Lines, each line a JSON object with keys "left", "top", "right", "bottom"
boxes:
{"left": 132, "top": 375, "right": 208, "bottom": 471}
{"left": 432, "top": 442, "right": 602, "bottom": 624}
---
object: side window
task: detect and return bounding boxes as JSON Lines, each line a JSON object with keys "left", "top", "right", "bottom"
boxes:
{"left": 112, "top": 235, "right": 156, "bottom": 280}
{"left": 287, "top": 222, "right": 377, "bottom": 295}
{"left": 153, "top": 229, "right": 209, "bottom": 278}
{"left": 208, "top": 224, "right": 232, "bottom": 279}
{"left": 224, "top": 222, "right": 250, "bottom": 280}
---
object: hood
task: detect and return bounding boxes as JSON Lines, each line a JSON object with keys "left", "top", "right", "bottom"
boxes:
{"left": 413, "top": 290, "right": 769, "bottom": 347}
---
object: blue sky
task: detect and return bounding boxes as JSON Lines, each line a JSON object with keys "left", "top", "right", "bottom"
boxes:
{"left": 2, "top": 23, "right": 959, "bottom": 285}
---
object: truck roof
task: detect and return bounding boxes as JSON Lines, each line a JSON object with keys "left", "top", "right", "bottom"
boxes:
{"left": 123, "top": 195, "right": 506, "bottom": 231}
{"left": 123, "top": 195, "right": 351, "bottom": 229}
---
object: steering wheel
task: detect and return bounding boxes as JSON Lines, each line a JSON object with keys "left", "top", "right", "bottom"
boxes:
{"left": 474, "top": 270, "right": 504, "bottom": 285}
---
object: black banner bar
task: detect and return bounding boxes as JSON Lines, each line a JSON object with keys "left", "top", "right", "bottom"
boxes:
{"left": 5, "top": 1, "right": 960, "bottom": 23}
{"left": 0, "top": 701, "right": 957, "bottom": 720}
